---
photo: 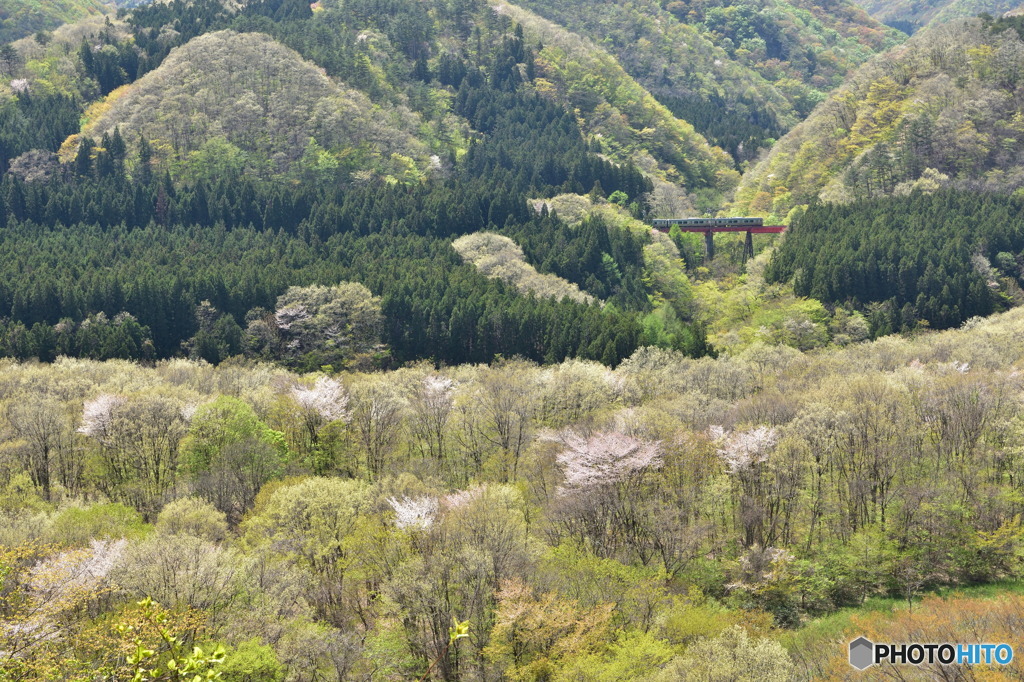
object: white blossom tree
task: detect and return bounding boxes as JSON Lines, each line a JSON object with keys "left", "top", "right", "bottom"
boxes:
{"left": 292, "top": 376, "right": 350, "bottom": 475}
{"left": 711, "top": 425, "right": 780, "bottom": 547}
{"left": 410, "top": 375, "right": 456, "bottom": 462}
{"left": 554, "top": 429, "right": 663, "bottom": 494}
{"left": 78, "top": 394, "right": 127, "bottom": 441}
{"left": 548, "top": 429, "right": 663, "bottom": 563}
{"left": 710, "top": 425, "right": 779, "bottom": 474}
{"left": 387, "top": 495, "right": 439, "bottom": 530}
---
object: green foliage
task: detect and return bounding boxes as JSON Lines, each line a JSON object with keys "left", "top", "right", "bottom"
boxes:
{"left": 513, "top": 0, "right": 899, "bottom": 147}
{"left": 0, "top": 473, "right": 50, "bottom": 513}
{"left": 658, "top": 625, "right": 794, "bottom": 681}
{"left": 7, "top": 0, "right": 1024, "bottom": 678}
{"left": 241, "top": 476, "right": 374, "bottom": 576}
{"left": 219, "top": 638, "right": 285, "bottom": 682}
{"left": 154, "top": 497, "right": 229, "bottom": 542}
{"left": 767, "top": 191, "right": 1024, "bottom": 331}
{"left": 181, "top": 397, "right": 287, "bottom": 474}
{"left": 48, "top": 502, "right": 149, "bottom": 546}
{"left": 5, "top": 304, "right": 1024, "bottom": 675}
{"left": 0, "top": 0, "right": 111, "bottom": 43}
{"left": 558, "top": 629, "right": 676, "bottom": 681}
{"left": 118, "top": 597, "right": 227, "bottom": 682}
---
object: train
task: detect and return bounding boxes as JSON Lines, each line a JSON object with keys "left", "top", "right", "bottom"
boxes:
{"left": 651, "top": 217, "right": 764, "bottom": 228}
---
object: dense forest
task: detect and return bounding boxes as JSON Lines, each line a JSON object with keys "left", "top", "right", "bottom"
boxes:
{"left": 0, "top": 0, "right": 728, "bottom": 370}
{"left": 0, "top": 97, "right": 682, "bottom": 367}
{"left": 766, "top": 191, "right": 1024, "bottom": 332}
{"left": 4, "top": 305, "right": 1024, "bottom": 679}
{"left": 0, "top": 0, "right": 112, "bottom": 43}
{"left": 4, "top": 0, "right": 1024, "bottom": 679}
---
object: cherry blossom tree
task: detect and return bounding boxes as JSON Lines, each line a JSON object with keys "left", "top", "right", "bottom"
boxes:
{"left": 554, "top": 429, "right": 663, "bottom": 494}
{"left": 387, "top": 495, "right": 439, "bottom": 530}
{"left": 293, "top": 376, "right": 351, "bottom": 424}
{"left": 549, "top": 430, "right": 663, "bottom": 563}
{"left": 292, "top": 376, "right": 351, "bottom": 475}
{"left": 711, "top": 425, "right": 780, "bottom": 547}
{"left": 77, "top": 394, "right": 126, "bottom": 441}
{"left": 710, "top": 425, "right": 779, "bottom": 474}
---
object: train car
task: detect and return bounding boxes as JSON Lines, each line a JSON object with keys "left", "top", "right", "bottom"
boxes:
{"left": 651, "top": 217, "right": 764, "bottom": 228}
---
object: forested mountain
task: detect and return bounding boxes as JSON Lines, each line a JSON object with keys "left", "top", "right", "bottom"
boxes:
{"left": 82, "top": 29, "right": 435, "bottom": 181}
{"left": 730, "top": 15, "right": 1024, "bottom": 222}
{"left": 517, "top": 0, "right": 900, "bottom": 106}
{"left": 510, "top": 0, "right": 902, "bottom": 166}
{"left": 861, "top": 0, "right": 1021, "bottom": 33}
{"left": 488, "top": 0, "right": 737, "bottom": 213}
{"left": 0, "top": 0, "right": 111, "bottom": 43}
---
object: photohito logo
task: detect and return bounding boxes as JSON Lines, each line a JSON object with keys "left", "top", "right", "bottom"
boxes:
{"left": 849, "top": 637, "right": 873, "bottom": 670}
{"left": 849, "top": 637, "right": 1014, "bottom": 669}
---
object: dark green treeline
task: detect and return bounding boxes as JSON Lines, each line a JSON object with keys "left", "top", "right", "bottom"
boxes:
{"left": 766, "top": 192, "right": 1024, "bottom": 334}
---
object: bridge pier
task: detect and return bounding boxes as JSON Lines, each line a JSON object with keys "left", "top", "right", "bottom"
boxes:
{"left": 704, "top": 229, "right": 714, "bottom": 262}
{"left": 743, "top": 230, "right": 754, "bottom": 262}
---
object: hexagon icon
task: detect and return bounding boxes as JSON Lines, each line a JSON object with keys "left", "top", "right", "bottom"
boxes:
{"left": 849, "top": 637, "right": 874, "bottom": 670}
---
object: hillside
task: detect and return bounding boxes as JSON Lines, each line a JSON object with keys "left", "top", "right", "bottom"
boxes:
{"left": 503, "top": 0, "right": 796, "bottom": 163}
{"left": 0, "top": 0, "right": 740, "bottom": 210}
{"left": 729, "top": 16, "right": 1024, "bottom": 222}
{"left": 0, "top": 0, "right": 111, "bottom": 43}
{"left": 81, "top": 30, "right": 435, "bottom": 181}
{"left": 492, "top": 0, "right": 737, "bottom": 213}
{"left": 861, "top": 0, "right": 1022, "bottom": 33}
{"left": 510, "top": 0, "right": 902, "bottom": 150}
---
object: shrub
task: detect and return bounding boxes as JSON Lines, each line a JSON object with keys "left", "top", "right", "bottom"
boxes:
{"left": 47, "top": 503, "right": 149, "bottom": 546}
{"left": 155, "top": 497, "right": 229, "bottom": 542}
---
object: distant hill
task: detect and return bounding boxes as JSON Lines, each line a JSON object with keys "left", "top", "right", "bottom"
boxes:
{"left": 861, "top": 0, "right": 1022, "bottom": 33}
{"left": 510, "top": 0, "right": 902, "bottom": 155}
{"left": 81, "top": 29, "right": 434, "bottom": 181}
{"left": 0, "top": 0, "right": 112, "bottom": 42}
{"left": 494, "top": 0, "right": 737, "bottom": 213}
{"left": 729, "top": 16, "right": 1024, "bottom": 222}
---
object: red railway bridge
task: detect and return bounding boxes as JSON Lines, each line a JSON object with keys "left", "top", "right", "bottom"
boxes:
{"left": 651, "top": 218, "right": 786, "bottom": 261}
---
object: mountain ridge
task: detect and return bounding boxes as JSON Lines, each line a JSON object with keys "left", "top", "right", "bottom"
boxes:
{"left": 729, "top": 16, "right": 1024, "bottom": 221}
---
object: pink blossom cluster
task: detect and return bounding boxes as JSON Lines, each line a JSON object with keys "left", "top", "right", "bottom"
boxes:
{"left": 710, "top": 425, "right": 778, "bottom": 473}
{"left": 292, "top": 376, "right": 350, "bottom": 422}
{"left": 555, "top": 429, "right": 662, "bottom": 493}
{"left": 78, "top": 394, "right": 126, "bottom": 438}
